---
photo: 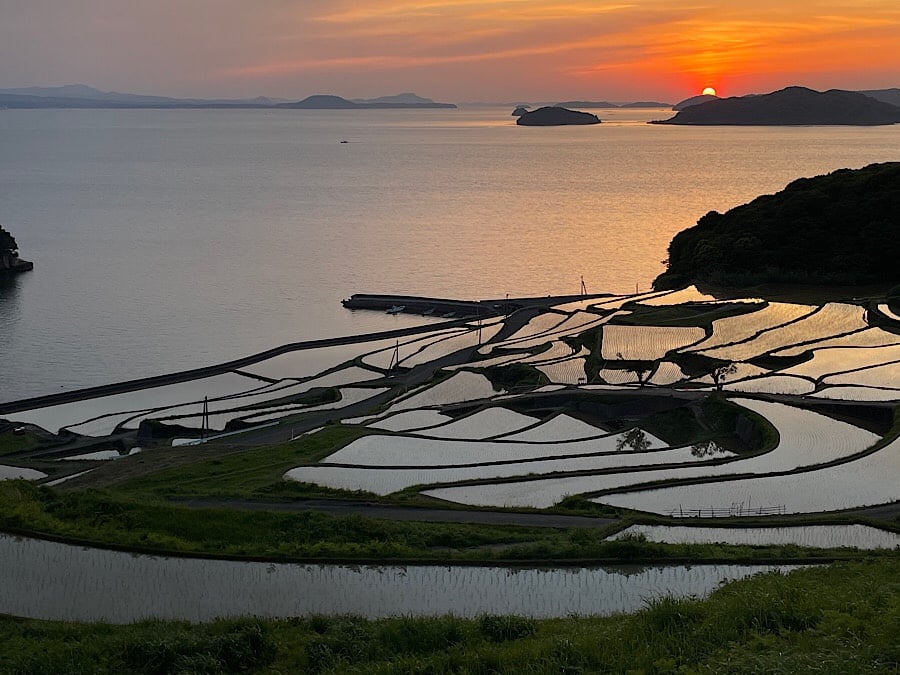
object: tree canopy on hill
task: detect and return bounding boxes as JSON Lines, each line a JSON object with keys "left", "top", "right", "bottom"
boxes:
{"left": 0, "top": 225, "right": 18, "bottom": 255}
{"left": 654, "top": 162, "right": 900, "bottom": 290}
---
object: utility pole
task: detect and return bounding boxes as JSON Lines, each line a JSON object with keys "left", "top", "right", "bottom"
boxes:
{"left": 389, "top": 340, "right": 400, "bottom": 371}
{"left": 200, "top": 396, "right": 208, "bottom": 442}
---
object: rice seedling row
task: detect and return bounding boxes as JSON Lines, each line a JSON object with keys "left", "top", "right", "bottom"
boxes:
{"left": 774, "top": 327, "right": 900, "bottom": 357}
{"left": 700, "top": 303, "right": 868, "bottom": 362}
{"left": 601, "top": 325, "right": 706, "bottom": 360}
{"left": 685, "top": 302, "right": 815, "bottom": 353}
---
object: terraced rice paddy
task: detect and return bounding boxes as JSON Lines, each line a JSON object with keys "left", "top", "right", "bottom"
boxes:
{"left": 242, "top": 339, "right": 402, "bottom": 380}
{"left": 700, "top": 303, "right": 868, "bottom": 362}
{"left": 498, "top": 415, "right": 612, "bottom": 442}
{"left": 6, "top": 291, "right": 898, "bottom": 525}
{"left": 317, "top": 430, "right": 692, "bottom": 469}
{"left": 409, "top": 408, "right": 538, "bottom": 440}
{"left": 365, "top": 410, "right": 451, "bottom": 432}
{"left": 482, "top": 312, "right": 568, "bottom": 351}
{"left": 119, "top": 367, "right": 384, "bottom": 433}
{"left": 638, "top": 286, "right": 717, "bottom": 305}
{"left": 723, "top": 375, "right": 816, "bottom": 396}
{"left": 0, "top": 534, "right": 792, "bottom": 621}
{"left": 287, "top": 443, "right": 734, "bottom": 495}
{"left": 774, "top": 327, "right": 900, "bottom": 356}
{"left": 400, "top": 323, "right": 504, "bottom": 367}
{"left": 613, "top": 524, "right": 900, "bottom": 550}
{"left": 601, "top": 326, "right": 705, "bottom": 361}
{"left": 420, "top": 398, "right": 882, "bottom": 508}
{"left": 536, "top": 358, "right": 587, "bottom": 384}
{"left": 686, "top": 303, "right": 815, "bottom": 353}
{"left": 361, "top": 329, "right": 470, "bottom": 369}
{"left": 812, "top": 386, "right": 900, "bottom": 401}
{"left": 236, "top": 387, "right": 390, "bottom": 424}
{"left": 598, "top": 434, "right": 899, "bottom": 516}
{"left": 878, "top": 303, "right": 900, "bottom": 322}
{"left": 783, "top": 344, "right": 900, "bottom": 381}
{"left": 387, "top": 372, "right": 500, "bottom": 412}
{"left": 9, "top": 372, "right": 268, "bottom": 434}
{"left": 648, "top": 361, "right": 688, "bottom": 386}
{"left": 0, "top": 465, "right": 46, "bottom": 480}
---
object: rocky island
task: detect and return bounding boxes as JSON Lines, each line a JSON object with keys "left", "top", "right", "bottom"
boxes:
{"left": 654, "top": 162, "right": 900, "bottom": 289}
{"left": 656, "top": 86, "right": 900, "bottom": 125}
{"left": 516, "top": 106, "right": 601, "bottom": 126}
{"left": 0, "top": 225, "right": 33, "bottom": 276}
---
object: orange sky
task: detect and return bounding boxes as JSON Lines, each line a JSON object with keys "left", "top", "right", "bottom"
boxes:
{"left": 2, "top": 1, "right": 899, "bottom": 101}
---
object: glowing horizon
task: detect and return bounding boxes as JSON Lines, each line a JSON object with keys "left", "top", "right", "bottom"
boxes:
{"left": 0, "top": 1, "right": 898, "bottom": 101}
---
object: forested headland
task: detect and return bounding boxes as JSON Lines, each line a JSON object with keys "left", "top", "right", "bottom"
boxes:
{"left": 654, "top": 162, "right": 900, "bottom": 290}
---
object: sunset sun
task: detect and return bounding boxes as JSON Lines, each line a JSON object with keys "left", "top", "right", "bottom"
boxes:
{"left": 702, "top": 87, "right": 717, "bottom": 96}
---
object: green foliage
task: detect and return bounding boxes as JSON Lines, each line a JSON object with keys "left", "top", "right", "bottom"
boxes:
{"left": 479, "top": 615, "right": 536, "bottom": 642}
{"left": 0, "top": 224, "right": 18, "bottom": 254}
{"left": 0, "top": 429, "right": 41, "bottom": 456}
{"left": 485, "top": 362, "right": 548, "bottom": 389}
{"left": 616, "top": 427, "right": 652, "bottom": 451}
{"left": 655, "top": 162, "right": 900, "bottom": 289}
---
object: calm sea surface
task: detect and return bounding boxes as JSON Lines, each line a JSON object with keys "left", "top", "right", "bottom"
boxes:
{"left": 1, "top": 108, "right": 898, "bottom": 401}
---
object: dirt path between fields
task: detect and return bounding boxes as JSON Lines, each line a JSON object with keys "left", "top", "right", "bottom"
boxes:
{"left": 173, "top": 498, "right": 618, "bottom": 529}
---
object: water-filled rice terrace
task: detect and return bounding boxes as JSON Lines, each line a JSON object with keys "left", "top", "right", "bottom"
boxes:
{"left": 3, "top": 286, "right": 898, "bottom": 547}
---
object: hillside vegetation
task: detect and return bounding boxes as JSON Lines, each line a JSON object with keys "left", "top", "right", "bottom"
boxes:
{"left": 654, "top": 162, "right": 900, "bottom": 289}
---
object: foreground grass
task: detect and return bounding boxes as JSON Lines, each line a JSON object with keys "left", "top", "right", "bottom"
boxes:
{"left": 0, "top": 481, "right": 892, "bottom": 563}
{"left": 1, "top": 559, "right": 897, "bottom": 674}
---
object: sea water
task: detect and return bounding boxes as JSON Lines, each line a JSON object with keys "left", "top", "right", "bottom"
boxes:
{"left": 1, "top": 107, "right": 897, "bottom": 401}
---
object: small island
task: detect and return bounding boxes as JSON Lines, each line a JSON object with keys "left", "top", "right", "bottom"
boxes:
{"left": 277, "top": 93, "right": 457, "bottom": 109}
{"left": 0, "top": 225, "right": 33, "bottom": 276}
{"left": 654, "top": 162, "right": 900, "bottom": 289}
{"left": 516, "top": 106, "right": 601, "bottom": 126}
{"left": 656, "top": 86, "right": 900, "bottom": 125}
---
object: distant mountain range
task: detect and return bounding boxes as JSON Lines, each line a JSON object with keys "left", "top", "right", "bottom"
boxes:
{"left": 656, "top": 87, "right": 900, "bottom": 126}
{"left": 0, "top": 85, "right": 455, "bottom": 109}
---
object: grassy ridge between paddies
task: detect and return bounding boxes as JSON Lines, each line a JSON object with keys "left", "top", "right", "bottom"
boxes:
{"left": 1, "top": 559, "right": 898, "bottom": 674}
{"left": 2, "top": 404, "right": 891, "bottom": 563}
{"left": 6, "top": 480, "right": 891, "bottom": 563}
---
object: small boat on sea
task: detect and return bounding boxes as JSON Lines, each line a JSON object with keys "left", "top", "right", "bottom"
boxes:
{"left": 422, "top": 308, "right": 435, "bottom": 316}
{"left": 386, "top": 305, "right": 405, "bottom": 314}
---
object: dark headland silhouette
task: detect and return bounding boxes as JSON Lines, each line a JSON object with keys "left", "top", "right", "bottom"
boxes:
{"left": 517, "top": 106, "right": 601, "bottom": 126}
{"left": 511, "top": 106, "right": 530, "bottom": 117}
{"left": 672, "top": 94, "right": 718, "bottom": 110}
{"left": 656, "top": 86, "right": 900, "bottom": 125}
{"left": 0, "top": 225, "right": 33, "bottom": 276}
{"left": 654, "top": 162, "right": 900, "bottom": 289}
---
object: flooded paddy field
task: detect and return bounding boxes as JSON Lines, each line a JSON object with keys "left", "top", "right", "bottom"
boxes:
{"left": 0, "top": 533, "right": 799, "bottom": 623}
{"left": 2, "top": 286, "right": 898, "bottom": 531}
